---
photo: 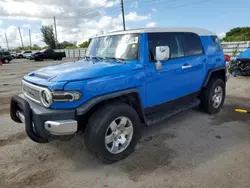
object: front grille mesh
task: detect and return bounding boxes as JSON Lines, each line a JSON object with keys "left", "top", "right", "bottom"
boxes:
{"left": 22, "top": 81, "right": 42, "bottom": 104}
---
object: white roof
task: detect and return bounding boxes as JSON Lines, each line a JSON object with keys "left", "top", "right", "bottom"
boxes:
{"left": 95, "top": 27, "right": 215, "bottom": 37}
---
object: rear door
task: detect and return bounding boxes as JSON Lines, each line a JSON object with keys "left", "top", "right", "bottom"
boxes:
{"left": 177, "top": 33, "right": 207, "bottom": 92}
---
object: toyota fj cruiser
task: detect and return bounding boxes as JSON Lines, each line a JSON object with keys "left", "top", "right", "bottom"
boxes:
{"left": 10, "top": 27, "right": 228, "bottom": 163}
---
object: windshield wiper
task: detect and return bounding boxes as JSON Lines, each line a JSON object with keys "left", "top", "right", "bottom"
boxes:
{"left": 104, "top": 57, "right": 125, "bottom": 63}
{"left": 85, "top": 56, "right": 102, "bottom": 61}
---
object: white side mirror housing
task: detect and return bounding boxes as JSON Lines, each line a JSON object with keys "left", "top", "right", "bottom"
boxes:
{"left": 156, "top": 46, "right": 170, "bottom": 61}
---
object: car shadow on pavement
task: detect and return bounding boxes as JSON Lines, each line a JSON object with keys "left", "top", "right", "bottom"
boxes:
{"left": 44, "top": 96, "right": 250, "bottom": 182}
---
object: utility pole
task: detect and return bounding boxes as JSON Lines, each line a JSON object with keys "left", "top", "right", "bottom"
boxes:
{"left": 18, "top": 27, "right": 24, "bottom": 49}
{"left": 54, "top": 16, "right": 58, "bottom": 46}
{"left": 121, "top": 0, "right": 126, "bottom": 30}
{"left": 29, "top": 29, "right": 32, "bottom": 49}
{"left": 5, "top": 33, "right": 9, "bottom": 50}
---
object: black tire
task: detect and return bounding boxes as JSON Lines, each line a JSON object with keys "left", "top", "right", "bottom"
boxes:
{"left": 57, "top": 57, "right": 62, "bottom": 60}
{"left": 84, "top": 102, "right": 141, "bottom": 164}
{"left": 3, "top": 59, "right": 9, "bottom": 64}
{"left": 18, "top": 55, "right": 23, "bottom": 59}
{"left": 200, "top": 78, "right": 225, "bottom": 114}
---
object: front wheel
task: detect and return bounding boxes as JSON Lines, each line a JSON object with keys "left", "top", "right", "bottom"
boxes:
{"left": 200, "top": 78, "right": 225, "bottom": 114}
{"left": 84, "top": 103, "right": 141, "bottom": 164}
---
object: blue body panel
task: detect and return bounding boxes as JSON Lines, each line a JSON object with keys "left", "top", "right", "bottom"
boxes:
{"left": 23, "top": 33, "right": 225, "bottom": 110}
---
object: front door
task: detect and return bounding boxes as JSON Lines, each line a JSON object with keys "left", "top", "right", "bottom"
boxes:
{"left": 145, "top": 32, "right": 205, "bottom": 111}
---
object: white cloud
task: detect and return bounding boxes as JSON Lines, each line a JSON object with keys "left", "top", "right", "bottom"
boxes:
{"left": 125, "top": 12, "right": 149, "bottom": 22}
{"left": 146, "top": 22, "right": 157, "bottom": 27}
{"left": 0, "top": 0, "right": 150, "bottom": 48}
{"left": 22, "top": 24, "right": 32, "bottom": 28}
{"left": 152, "top": 8, "right": 157, "bottom": 12}
{"left": 0, "top": 20, "right": 3, "bottom": 25}
{"left": 217, "top": 32, "right": 226, "bottom": 39}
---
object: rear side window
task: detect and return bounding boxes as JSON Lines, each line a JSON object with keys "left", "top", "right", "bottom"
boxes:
{"left": 24, "top": 51, "right": 32, "bottom": 53}
{"left": 211, "top": 36, "right": 223, "bottom": 51}
{"left": 178, "top": 33, "right": 203, "bottom": 56}
{"left": 148, "top": 33, "right": 184, "bottom": 61}
{"left": 3, "top": 52, "right": 10, "bottom": 55}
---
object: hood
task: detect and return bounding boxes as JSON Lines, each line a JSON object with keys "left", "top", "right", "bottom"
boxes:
{"left": 237, "top": 48, "right": 250, "bottom": 59}
{"left": 24, "top": 59, "right": 142, "bottom": 83}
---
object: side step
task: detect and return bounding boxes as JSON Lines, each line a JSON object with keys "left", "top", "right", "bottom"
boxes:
{"left": 146, "top": 98, "right": 200, "bottom": 126}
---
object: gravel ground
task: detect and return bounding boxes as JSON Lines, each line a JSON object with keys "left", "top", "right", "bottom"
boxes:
{"left": 0, "top": 59, "right": 250, "bottom": 188}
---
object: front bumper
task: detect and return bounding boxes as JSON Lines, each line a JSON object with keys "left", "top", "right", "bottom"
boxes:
{"left": 10, "top": 94, "right": 78, "bottom": 143}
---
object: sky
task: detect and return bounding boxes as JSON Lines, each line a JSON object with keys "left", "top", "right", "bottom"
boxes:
{"left": 0, "top": 0, "right": 249, "bottom": 49}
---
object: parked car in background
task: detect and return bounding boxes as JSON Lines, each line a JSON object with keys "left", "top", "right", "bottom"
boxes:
{"left": 34, "top": 49, "right": 66, "bottom": 61}
{"left": 15, "top": 51, "right": 32, "bottom": 58}
{"left": 28, "top": 53, "right": 35, "bottom": 60}
{"left": 228, "top": 48, "right": 250, "bottom": 77}
{"left": 10, "top": 27, "right": 228, "bottom": 163}
{"left": 0, "top": 51, "right": 12, "bottom": 63}
{"left": 23, "top": 51, "right": 33, "bottom": 59}
{"left": 16, "top": 51, "right": 24, "bottom": 58}
{"left": 10, "top": 52, "right": 16, "bottom": 59}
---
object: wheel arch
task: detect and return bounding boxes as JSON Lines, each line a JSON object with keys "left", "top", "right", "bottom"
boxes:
{"left": 76, "top": 89, "right": 146, "bottom": 130}
{"left": 203, "top": 67, "right": 226, "bottom": 88}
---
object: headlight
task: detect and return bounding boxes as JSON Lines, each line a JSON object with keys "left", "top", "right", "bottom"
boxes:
{"left": 52, "top": 91, "right": 82, "bottom": 102}
{"left": 40, "top": 89, "right": 53, "bottom": 107}
{"left": 40, "top": 89, "right": 82, "bottom": 107}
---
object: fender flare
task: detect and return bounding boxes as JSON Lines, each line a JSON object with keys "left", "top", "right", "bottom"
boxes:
{"left": 76, "top": 88, "right": 146, "bottom": 122}
{"left": 202, "top": 67, "right": 226, "bottom": 88}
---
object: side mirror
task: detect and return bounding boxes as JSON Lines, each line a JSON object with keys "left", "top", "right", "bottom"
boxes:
{"left": 156, "top": 46, "right": 170, "bottom": 61}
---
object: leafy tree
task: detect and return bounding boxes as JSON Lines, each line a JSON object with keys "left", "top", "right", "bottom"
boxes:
{"left": 32, "top": 44, "right": 41, "bottom": 50}
{"left": 223, "top": 27, "right": 250, "bottom": 42}
{"left": 57, "top": 41, "right": 77, "bottom": 49}
{"left": 79, "top": 39, "right": 91, "bottom": 48}
{"left": 41, "top": 25, "right": 57, "bottom": 49}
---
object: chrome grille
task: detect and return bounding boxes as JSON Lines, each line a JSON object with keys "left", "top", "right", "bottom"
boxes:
{"left": 22, "top": 80, "right": 44, "bottom": 104}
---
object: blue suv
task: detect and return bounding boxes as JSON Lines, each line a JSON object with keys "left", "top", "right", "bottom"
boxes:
{"left": 10, "top": 27, "right": 228, "bottom": 163}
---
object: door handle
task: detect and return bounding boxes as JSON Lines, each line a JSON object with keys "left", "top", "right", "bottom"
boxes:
{"left": 182, "top": 65, "right": 192, "bottom": 70}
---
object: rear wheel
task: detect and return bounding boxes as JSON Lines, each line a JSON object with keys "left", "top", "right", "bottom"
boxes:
{"left": 3, "top": 59, "right": 9, "bottom": 64}
{"left": 200, "top": 78, "right": 225, "bottom": 114}
{"left": 84, "top": 103, "right": 141, "bottom": 163}
{"left": 57, "top": 57, "right": 62, "bottom": 60}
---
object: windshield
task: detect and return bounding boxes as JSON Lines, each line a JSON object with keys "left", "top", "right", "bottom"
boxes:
{"left": 86, "top": 33, "right": 139, "bottom": 60}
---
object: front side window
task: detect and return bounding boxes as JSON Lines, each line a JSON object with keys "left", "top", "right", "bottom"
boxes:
{"left": 86, "top": 34, "right": 139, "bottom": 60}
{"left": 3, "top": 52, "right": 10, "bottom": 55}
{"left": 148, "top": 33, "right": 184, "bottom": 61}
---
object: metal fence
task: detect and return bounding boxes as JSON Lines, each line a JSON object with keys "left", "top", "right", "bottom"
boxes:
{"left": 55, "top": 48, "right": 87, "bottom": 58}
{"left": 221, "top": 41, "right": 250, "bottom": 57}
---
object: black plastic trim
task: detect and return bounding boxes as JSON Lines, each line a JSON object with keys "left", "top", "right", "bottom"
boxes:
{"left": 76, "top": 88, "right": 146, "bottom": 121}
{"left": 144, "top": 91, "right": 200, "bottom": 115}
{"left": 10, "top": 95, "right": 49, "bottom": 143}
{"left": 10, "top": 94, "right": 76, "bottom": 142}
{"left": 202, "top": 67, "right": 226, "bottom": 88}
